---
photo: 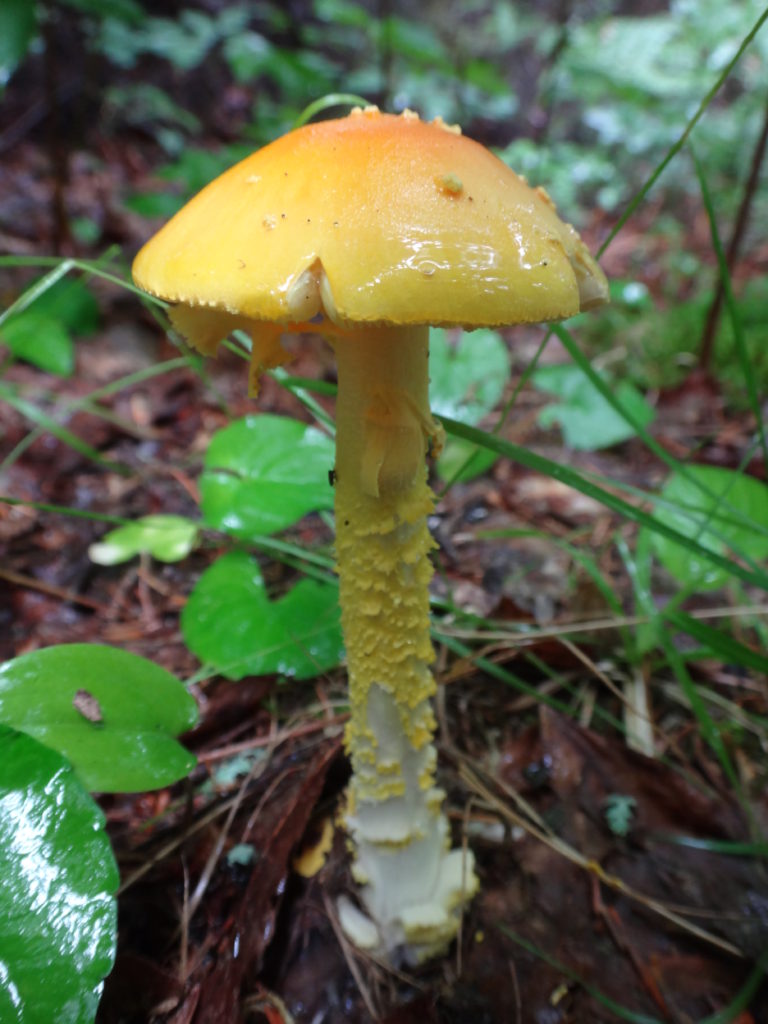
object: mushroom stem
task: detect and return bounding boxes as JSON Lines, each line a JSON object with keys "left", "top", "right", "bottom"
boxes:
{"left": 330, "top": 325, "right": 477, "bottom": 964}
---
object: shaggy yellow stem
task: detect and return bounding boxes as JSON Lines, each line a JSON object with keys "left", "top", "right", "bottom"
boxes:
{"left": 331, "top": 326, "right": 476, "bottom": 963}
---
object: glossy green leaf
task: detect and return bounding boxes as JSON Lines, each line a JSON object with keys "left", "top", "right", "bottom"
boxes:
{"left": 649, "top": 465, "right": 768, "bottom": 589}
{"left": 0, "top": 725, "right": 118, "bottom": 1023}
{"left": 534, "top": 364, "right": 654, "bottom": 450}
{"left": 182, "top": 550, "right": 343, "bottom": 680}
{"left": 0, "top": 313, "right": 74, "bottom": 376}
{"left": 0, "top": 645, "right": 198, "bottom": 792}
{"left": 88, "top": 514, "right": 198, "bottom": 565}
{"left": 200, "top": 414, "right": 335, "bottom": 539}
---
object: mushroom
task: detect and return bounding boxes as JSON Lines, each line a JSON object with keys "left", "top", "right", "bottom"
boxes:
{"left": 132, "top": 105, "right": 608, "bottom": 965}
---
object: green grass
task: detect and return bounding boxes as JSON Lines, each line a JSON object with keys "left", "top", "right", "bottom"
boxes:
{"left": 1, "top": 3, "right": 767, "bottom": 1017}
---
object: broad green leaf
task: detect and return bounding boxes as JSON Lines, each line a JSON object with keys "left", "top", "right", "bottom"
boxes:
{"left": 0, "top": 645, "right": 198, "bottom": 792}
{"left": 222, "top": 30, "right": 273, "bottom": 83}
{"left": 534, "top": 364, "right": 654, "bottom": 450}
{"left": 430, "top": 328, "right": 509, "bottom": 483}
{"left": 0, "top": 725, "right": 118, "bottom": 1024}
{"left": 27, "top": 276, "right": 100, "bottom": 336}
{"left": 89, "top": 514, "right": 198, "bottom": 565}
{"left": 0, "top": 0, "right": 36, "bottom": 87}
{"left": 648, "top": 465, "right": 768, "bottom": 589}
{"left": 182, "top": 550, "right": 343, "bottom": 680}
{"left": 200, "top": 415, "right": 335, "bottom": 539}
{"left": 429, "top": 328, "right": 509, "bottom": 423}
{"left": 0, "top": 313, "right": 74, "bottom": 376}
{"left": 379, "top": 16, "right": 450, "bottom": 69}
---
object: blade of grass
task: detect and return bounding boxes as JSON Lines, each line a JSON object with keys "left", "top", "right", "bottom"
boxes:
{"left": 691, "top": 145, "right": 768, "bottom": 473}
{"left": 664, "top": 608, "right": 768, "bottom": 676}
{"left": 616, "top": 536, "right": 741, "bottom": 796}
{"left": 499, "top": 926, "right": 768, "bottom": 1024}
{"left": 438, "top": 415, "right": 768, "bottom": 593}
{"left": 0, "top": 260, "right": 75, "bottom": 327}
{"left": 0, "top": 383, "right": 131, "bottom": 476}
{"left": 438, "top": 632, "right": 626, "bottom": 733}
{"left": 497, "top": 926, "right": 664, "bottom": 1024}
{"left": 437, "top": 328, "right": 555, "bottom": 497}
{"left": 0, "top": 254, "right": 146, "bottom": 299}
{"left": 599, "top": 5, "right": 768, "bottom": 257}
{"left": 552, "top": 324, "right": 768, "bottom": 545}
{"left": 225, "top": 332, "right": 336, "bottom": 433}
{"left": 700, "top": 946, "right": 768, "bottom": 1024}
{"left": 293, "top": 93, "right": 370, "bottom": 128}
{"left": 0, "top": 357, "right": 196, "bottom": 473}
{"left": 270, "top": 367, "right": 335, "bottom": 433}
{"left": 652, "top": 834, "right": 768, "bottom": 857}
{"left": 480, "top": 525, "right": 634, "bottom": 654}
{"left": 464, "top": 760, "right": 742, "bottom": 956}
{"left": 0, "top": 495, "right": 130, "bottom": 527}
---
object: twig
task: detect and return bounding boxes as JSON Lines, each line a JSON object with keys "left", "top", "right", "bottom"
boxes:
{"left": 558, "top": 637, "right": 656, "bottom": 756}
{"left": 590, "top": 876, "right": 672, "bottom": 1018}
{"left": 438, "top": 601, "right": 768, "bottom": 647}
{"left": 186, "top": 726, "right": 277, "bottom": 922}
{"left": 179, "top": 855, "right": 190, "bottom": 982}
{"left": 509, "top": 958, "right": 522, "bottom": 1024}
{"left": 459, "top": 760, "right": 745, "bottom": 959}
{"left": 197, "top": 713, "right": 347, "bottom": 764}
{"left": 457, "top": 794, "right": 478, "bottom": 978}
{"left": 322, "top": 891, "right": 380, "bottom": 1021}
{"left": 0, "top": 566, "right": 109, "bottom": 612}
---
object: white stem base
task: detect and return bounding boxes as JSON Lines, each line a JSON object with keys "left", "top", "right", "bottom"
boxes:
{"left": 331, "top": 326, "right": 477, "bottom": 965}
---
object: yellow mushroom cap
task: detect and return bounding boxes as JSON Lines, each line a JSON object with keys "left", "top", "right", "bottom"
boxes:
{"left": 133, "top": 107, "right": 608, "bottom": 338}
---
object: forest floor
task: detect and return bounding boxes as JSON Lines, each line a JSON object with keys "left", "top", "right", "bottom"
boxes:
{"left": 2, "top": 123, "right": 768, "bottom": 1024}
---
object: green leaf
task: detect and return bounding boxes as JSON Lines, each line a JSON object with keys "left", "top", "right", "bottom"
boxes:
{"left": 436, "top": 436, "right": 497, "bottom": 484}
{"left": 439, "top": 415, "right": 768, "bottom": 593}
{"left": 534, "top": 364, "right": 654, "bottom": 450}
{"left": 430, "top": 328, "right": 509, "bottom": 483}
{"left": 603, "top": 793, "right": 637, "bottom": 837}
{"left": 200, "top": 415, "right": 335, "bottom": 539}
{"left": 222, "top": 30, "right": 272, "bottom": 83}
{"left": 182, "top": 550, "right": 343, "bottom": 680}
{"left": 0, "top": 313, "right": 74, "bottom": 376}
{"left": 27, "top": 275, "right": 100, "bottom": 336}
{"left": 649, "top": 465, "right": 768, "bottom": 589}
{"left": 0, "top": 0, "right": 37, "bottom": 87}
{"left": 380, "top": 16, "right": 449, "bottom": 69}
{"left": 124, "top": 190, "right": 185, "bottom": 219}
{"left": 0, "top": 274, "right": 99, "bottom": 374}
{"left": 429, "top": 328, "right": 509, "bottom": 423}
{"left": 0, "top": 645, "right": 198, "bottom": 792}
{"left": 89, "top": 514, "right": 198, "bottom": 565}
{"left": 0, "top": 725, "right": 118, "bottom": 1024}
